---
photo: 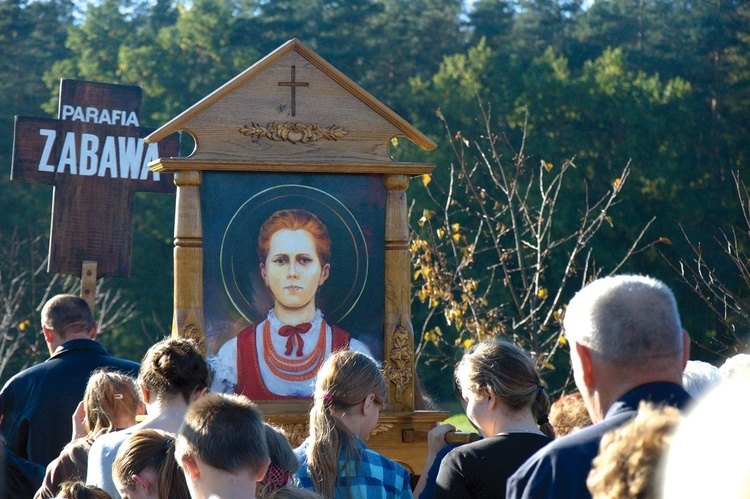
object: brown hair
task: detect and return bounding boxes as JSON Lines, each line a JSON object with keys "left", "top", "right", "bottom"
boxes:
{"left": 84, "top": 370, "right": 140, "bottom": 439}
{"left": 549, "top": 391, "right": 592, "bottom": 438}
{"left": 41, "top": 294, "right": 94, "bottom": 339}
{"left": 259, "top": 424, "right": 299, "bottom": 493}
{"left": 456, "top": 340, "right": 555, "bottom": 438}
{"left": 177, "top": 393, "right": 268, "bottom": 474}
{"left": 307, "top": 350, "right": 386, "bottom": 498}
{"left": 138, "top": 337, "right": 210, "bottom": 404}
{"left": 55, "top": 481, "right": 111, "bottom": 499}
{"left": 257, "top": 209, "right": 332, "bottom": 266}
{"left": 113, "top": 429, "right": 189, "bottom": 499}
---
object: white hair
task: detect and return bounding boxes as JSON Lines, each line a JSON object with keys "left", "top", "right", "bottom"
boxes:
{"left": 682, "top": 360, "right": 723, "bottom": 400}
{"left": 719, "top": 353, "right": 750, "bottom": 381}
{"left": 563, "top": 275, "right": 683, "bottom": 364}
{"left": 661, "top": 374, "right": 750, "bottom": 498}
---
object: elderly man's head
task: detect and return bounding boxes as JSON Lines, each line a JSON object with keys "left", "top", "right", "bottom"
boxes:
{"left": 564, "top": 275, "right": 688, "bottom": 421}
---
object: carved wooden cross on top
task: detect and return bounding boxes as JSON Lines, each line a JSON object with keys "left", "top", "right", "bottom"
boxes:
{"left": 278, "top": 65, "right": 309, "bottom": 116}
{"left": 11, "top": 79, "right": 179, "bottom": 279}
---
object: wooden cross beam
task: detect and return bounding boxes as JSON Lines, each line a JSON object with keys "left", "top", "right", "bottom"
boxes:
{"left": 278, "top": 65, "right": 309, "bottom": 117}
{"left": 11, "top": 79, "right": 180, "bottom": 280}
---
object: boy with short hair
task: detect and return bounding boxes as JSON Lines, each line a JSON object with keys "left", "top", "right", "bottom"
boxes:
{"left": 175, "top": 393, "right": 270, "bottom": 499}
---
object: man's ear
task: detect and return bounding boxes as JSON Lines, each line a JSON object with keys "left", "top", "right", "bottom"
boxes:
{"left": 575, "top": 342, "right": 596, "bottom": 389}
{"left": 89, "top": 321, "right": 98, "bottom": 340}
{"left": 681, "top": 329, "right": 691, "bottom": 370}
{"left": 255, "top": 457, "right": 271, "bottom": 482}
{"left": 180, "top": 454, "right": 201, "bottom": 481}
{"left": 42, "top": 326, "right": 55, "bottom": 344}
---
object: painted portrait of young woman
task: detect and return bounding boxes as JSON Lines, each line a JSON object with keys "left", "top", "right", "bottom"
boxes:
{"left": 201, "top": 174, "right": 385, "bottom": 400}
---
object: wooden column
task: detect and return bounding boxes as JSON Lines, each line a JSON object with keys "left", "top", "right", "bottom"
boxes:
{"left": 384, "top": 174, "right": 414, "bottom": 412}
{"left": 172, "top": 170, "right": 206, "bottom": 353}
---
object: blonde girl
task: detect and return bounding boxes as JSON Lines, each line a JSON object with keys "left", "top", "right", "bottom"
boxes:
{"left": 294, "top": 350, "right": 411, "bottom": 498}
{"left": 35, "top": 370, "right": 140, "bottom": 498}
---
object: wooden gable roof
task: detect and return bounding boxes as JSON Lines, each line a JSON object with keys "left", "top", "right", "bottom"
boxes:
{"left": 146, "top": 39, "right": 436, "bottom": 173}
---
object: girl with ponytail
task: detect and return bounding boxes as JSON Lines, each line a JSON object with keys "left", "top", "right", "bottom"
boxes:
{"left": 434, "top": 340, "right": 554, "bottom": 498}
{"left": 294, "top": 350, "right": 412, "bottom": 498}
{"left": 113, "top": 429, "right": 189, "bottom": 499}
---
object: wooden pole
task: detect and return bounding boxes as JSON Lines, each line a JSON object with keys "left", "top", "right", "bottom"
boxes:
{"left": 81, "top": 261, "right": 97, "bottom": 316}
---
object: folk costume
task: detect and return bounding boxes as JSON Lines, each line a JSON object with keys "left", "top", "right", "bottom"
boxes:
{"left": 209, "top": 309, "right": 370, "bottom": 398}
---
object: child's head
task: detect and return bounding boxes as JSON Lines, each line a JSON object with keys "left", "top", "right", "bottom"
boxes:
{"left": 55, "top": 481, "right": 111, "bottom": 499}
{"left": 260, "top": 424, "right": 299, "bottom": 493}
{"left": 549, "top": 391, "right": 592, "bottom": 437}
{"left": 113, "top": 429, "right": 189, "bottom": 499}
{"left": 138, "top": 337, "right": 210, "bottom": 404}
{"left": 84, "top": 370, "right": 140, "bottom": 439}
{"left": 176, "top": 393, "right": 269, "bottom": 490}
{"left": 308, "top": 350, "right": 386, "bottom": 497}
{"left": 312, "top": 350, "right": 386, "bottom": 416}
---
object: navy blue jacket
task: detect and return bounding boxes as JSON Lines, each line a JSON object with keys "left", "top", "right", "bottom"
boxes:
{"left": 0, "top": 339, "right": 139, "bottom": 466}
{"left": 506, "top": 382, "right": 691, "bottom": 499}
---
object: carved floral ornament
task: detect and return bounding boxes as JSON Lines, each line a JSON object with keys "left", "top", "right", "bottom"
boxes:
{"left": 182, "top": 323, "right": 206, "bottom": 355}
{"left": 279, "top": 423, "right": 309, "bottom": 447}
{"left": 240, "top": 121, "right": 348, "bottom": 144}
{"left": 387, "top": 326, "right": 413, "bottom": 404}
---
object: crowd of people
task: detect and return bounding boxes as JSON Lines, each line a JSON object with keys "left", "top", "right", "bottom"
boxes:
{"left": 1, "top": 273, "right": 749, "bottom": 498}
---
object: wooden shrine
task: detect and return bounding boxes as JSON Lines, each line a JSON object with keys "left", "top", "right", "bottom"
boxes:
{"left": 145, "top": 39, "right": 447, "bottom": 474}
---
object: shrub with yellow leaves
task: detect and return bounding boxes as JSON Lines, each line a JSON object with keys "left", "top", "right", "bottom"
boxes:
{"left": 409, "top": 107, "right": 656, "bottom": 393}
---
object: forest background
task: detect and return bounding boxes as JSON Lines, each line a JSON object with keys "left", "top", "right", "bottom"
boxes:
{"left": 1, "top": 0, "right": 749, "bottom": 410}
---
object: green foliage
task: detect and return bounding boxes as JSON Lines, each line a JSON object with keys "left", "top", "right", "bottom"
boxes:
{"left": 2, "top": 0, "right": 750, "bottom": 402}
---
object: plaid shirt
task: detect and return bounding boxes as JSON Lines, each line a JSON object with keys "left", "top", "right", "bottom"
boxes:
{"left": 295, "top": 437, "right": 413, "bottom": 498}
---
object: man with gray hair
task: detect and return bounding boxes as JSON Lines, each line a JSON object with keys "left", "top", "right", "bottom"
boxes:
{"left": 507, "top": 275, "right": 692, "bottom": 499}
{"left": 0, "top": 294, "right": 139, "bottom": 467}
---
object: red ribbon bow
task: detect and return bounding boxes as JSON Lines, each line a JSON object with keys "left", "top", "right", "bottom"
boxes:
{"left": 278, "top": 323, "right": 313, "bottom": 357}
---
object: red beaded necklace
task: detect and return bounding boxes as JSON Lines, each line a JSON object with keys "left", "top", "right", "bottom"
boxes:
{"left": 262, "top": 319, "right": 327, "bottom": 382}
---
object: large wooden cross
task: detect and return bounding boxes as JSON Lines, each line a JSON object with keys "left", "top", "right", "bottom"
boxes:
{"left": 11, "top": 80, "right": 179, "bottom": 288}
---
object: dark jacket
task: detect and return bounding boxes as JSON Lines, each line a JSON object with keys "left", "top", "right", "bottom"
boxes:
{"left": 5, "top": 447, "right": 45, "bottom": 499}
{"left": 0, "top": 339, "right": 139, "bottom": 467}
{"left": 506, "top": 382, "right": 692, "bottom": 499}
